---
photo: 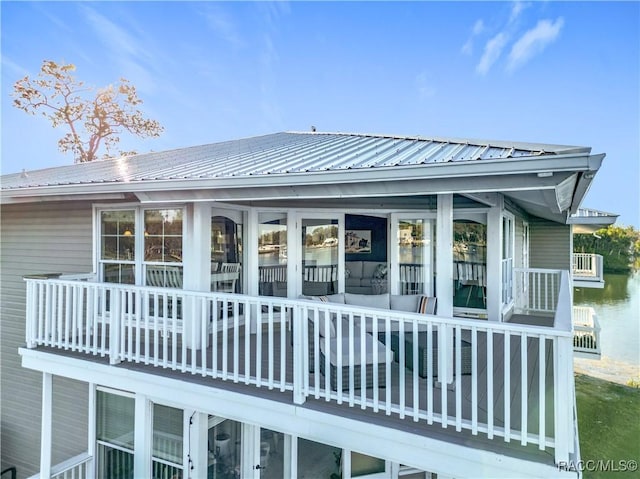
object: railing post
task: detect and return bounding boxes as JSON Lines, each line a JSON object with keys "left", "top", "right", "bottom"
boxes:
{"left": 554, "top": 335, "right": 573, "bottom": 464}
{"left": 292, "top": 305, "right": 306, "bottom": 405}
{"left": 109, "top": 288, "right": 121, "bottom": 365}
{"left": 25, "top": 279, "right": 35, "bottom": 347}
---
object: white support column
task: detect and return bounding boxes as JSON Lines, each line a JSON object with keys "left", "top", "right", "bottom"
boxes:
{"left": 486, "top": 196, "right": 504, "bottom": 322}
{"left": 436, "top": 194, "right": 454, "bottom": 317}
{"left": 40, "top": 372, "right": 53, "bottom": 479}
{"left": 241, "top": 423, "right": 259, "bottom": 478}
{"left": 287, "top": 212, "right": 300, "bottom": 298}
{"left": 246, "top": 208, "right": 259, "bottom": 296}
{"left": 187, "top": 412, "right": 208, "bottom": 479}
{"left": 283, "top": 434, "right": 293, "bottom": 479}
{"left": 87, "top": 383, "right": 96, "bottom": 479}
{"left": 133, "top": 394, "right": 152, "bottom": 479}
{"left": 184, "top": 203, "right": 211, "bottom": 349}
{"left": 436, "top": 194, "right": 454, "bottom": 385}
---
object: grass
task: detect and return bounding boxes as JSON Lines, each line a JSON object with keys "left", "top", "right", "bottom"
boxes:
{"left": 575, "top": 373, "right": 640, "bottom": 478}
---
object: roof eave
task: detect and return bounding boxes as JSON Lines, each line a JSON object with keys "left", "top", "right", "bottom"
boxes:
{"left": 0, "top": 152, "right": 600, "bottom": 205}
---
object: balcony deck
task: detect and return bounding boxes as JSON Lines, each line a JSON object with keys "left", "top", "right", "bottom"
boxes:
{"left": 23, "top": 272, "right": 577, "bottom": 470}
{"left": 28, "top": 318, "right": 558, "bottom": 468}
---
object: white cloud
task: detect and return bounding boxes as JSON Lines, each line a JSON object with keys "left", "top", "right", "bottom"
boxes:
{"left": 461, "top": 19, "right": 485, "bottom": 56}
{"left": 507, "top": 17, "right": 564, "bottom": 72}
{"left": 473, "top": 19, "right": 485, "bottom": 35}
{"left": 509, "top": 1, "right": 531, "bottom": 25}
{"left": 476, "top": 32, "right": 509, "bottom": 75}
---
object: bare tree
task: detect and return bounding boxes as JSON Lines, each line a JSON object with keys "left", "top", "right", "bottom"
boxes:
{"left": 12, "top": 60, "right": 163, "bottom": 163}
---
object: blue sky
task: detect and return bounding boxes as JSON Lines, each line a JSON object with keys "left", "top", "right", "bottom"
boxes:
{"left": 2, "top": 1, "right": 638, "bottom": 226}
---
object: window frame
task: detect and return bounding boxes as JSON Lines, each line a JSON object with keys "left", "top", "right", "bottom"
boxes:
{"left": 94, "top": 204, "right": 187, "bottom": 287}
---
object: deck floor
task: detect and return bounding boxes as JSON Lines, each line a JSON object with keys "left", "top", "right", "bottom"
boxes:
{"left": 35, "top": 318, "right": 559, "bottom": 467}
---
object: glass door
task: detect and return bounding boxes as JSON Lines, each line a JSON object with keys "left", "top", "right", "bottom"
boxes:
{"left": 390, "top": 214, "right": 434, "bottom": 296}
{"left": 211, "top": 208, "right": 245, "bottom": 294}
{"left": 300, "top": 215, "right": 344, "bottom": 297}
{"left": 258, "top": 212, "right": 288, "bottom": 297}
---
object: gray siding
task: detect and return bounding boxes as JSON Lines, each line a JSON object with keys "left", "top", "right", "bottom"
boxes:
{"left": 528, "top": 218, "right": 571, "bottom": 271}
{"left": 1, "top": 202, "right": 93, "bottom": 478}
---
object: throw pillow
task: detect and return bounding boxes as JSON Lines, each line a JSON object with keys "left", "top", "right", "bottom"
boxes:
{"left": 416, "top": 296, "right": 437, "bottom": 315}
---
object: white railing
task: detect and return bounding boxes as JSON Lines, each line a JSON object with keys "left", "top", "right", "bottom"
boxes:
{"left": 514, "top": 268, "right": 562, "bottom": 315}
{"left": 27, "top": 453, "right": 93, "bottom": 479}
{"left": 573, "top": 306, "right": 601, "bottom": 356}
{"left": 501, "top": 258, "right": 514, "bottom": 305}
{"left": 25, "top": 273, "right": 576, "bottom": 463}
{"left": 572, "top": 253, "right": 603, "bottom": 282}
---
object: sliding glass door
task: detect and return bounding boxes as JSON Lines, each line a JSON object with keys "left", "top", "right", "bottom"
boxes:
{"left": 299, "top": 215, "right": 344, "bottom": 297}
{"left": 390, "top": 214, "right": 434, "bottom": 296}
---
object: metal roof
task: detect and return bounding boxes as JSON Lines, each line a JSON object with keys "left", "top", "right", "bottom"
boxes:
{"left": 1, "top": 131, "right": 591, "bottom": 191}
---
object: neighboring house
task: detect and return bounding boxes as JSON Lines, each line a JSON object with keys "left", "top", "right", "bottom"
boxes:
{"left": 0, "top": 131, "right": 617, "bottom": 479}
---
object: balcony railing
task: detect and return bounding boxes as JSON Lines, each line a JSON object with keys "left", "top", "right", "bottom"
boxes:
{"left": 27, "top": 453, "right": 93, "bottom": 479}
{"left": 24, "top": 269, "right": 576, "bottom": 465}
{"left": 513, "top": 268, "right": 562, "bottom": 315}
{"left": 572, "top": 253, "right": 604, "bottom": 287}
{"left": 573, "top": 306, "right": 601, "bottom": 357}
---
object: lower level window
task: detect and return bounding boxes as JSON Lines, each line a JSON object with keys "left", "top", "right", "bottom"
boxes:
{"left": 96, "top": 390, "right": 135, "bottom": 479}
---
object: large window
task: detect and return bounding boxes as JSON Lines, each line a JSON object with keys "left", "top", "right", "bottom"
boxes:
{"left": 96, "top": 390, "right": 135, "bottom": 479}
{"left": 97, "top": 207, "right": 184, "bottom": 288}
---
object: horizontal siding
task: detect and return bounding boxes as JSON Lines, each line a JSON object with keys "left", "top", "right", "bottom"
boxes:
{"left": 528, "top": 218, "right": 571, "bottom": 271}
{"left": 1, "top": 201, "right": 93, "bottom": 478}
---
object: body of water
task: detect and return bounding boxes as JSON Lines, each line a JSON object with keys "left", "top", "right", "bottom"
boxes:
{"left": 574, "top": 272, "right": 640, "bottom": 368}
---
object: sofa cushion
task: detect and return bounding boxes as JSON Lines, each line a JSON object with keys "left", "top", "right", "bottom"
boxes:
{"left": 346, "top": 277, "right": 362, "bottom": 288}
{"left": 345, "top": 292, "right": 390, "bottom": 309}
{"left": 416, "top": 295, "right": 437, "bottom": 314}
{"left": 345, "top": 261, "right": 363, "bottom": 279}
{"left": 390, "top": 294, "right": 420, "bottom": 312}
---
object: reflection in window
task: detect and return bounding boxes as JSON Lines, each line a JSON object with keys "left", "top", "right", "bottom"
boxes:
{"left": 351, "top": 451, "right": 385, "bottom": 477}
{"left": 302, "top": 219, "right": 338, "bottom": 296}
{"left": 398, "top": 219, "right": 430, "bottom": 295}
{"left": 208, "top": 419, "right": 241, "bottom": 478}
{"left": 100, "top": 210, "right": 135, "bottom": 284}
{"left": 152, "top": 404, "right": 183, "bottom": 479}
{"left": 96, "top": 391, "right": 134, "bottom": 479}
{"left": 453, "top": 219, "right": 487, "bottom": 310}
{"left": 259, "top": 213, "right": 287, "bottom": 297}
{"left": 297, "top": 438, "right": 341, "bottom": 478}
{"left": 211, "top": 215, "right": 243, "bottom": 293}
{"left": 143, "top": 209, "right": 184, "bottom": 288}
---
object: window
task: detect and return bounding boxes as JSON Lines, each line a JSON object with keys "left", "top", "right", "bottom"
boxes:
{"left": 100, "top": 210, "right": 136, "bottom": 284}
{"left": 152, "top": 404, "right": 184, "bottom": 479}
{"left": 96, "top": 390, "right": 135, "bottom": 479}
{"left": 258, "top": 213, "right": 288, "bottom": 297}
{"left": 144, "top": 209, "right": 184, "bottom": 288}
{"left": 97, "top": 207, "right": 185, "bottom": 288}
{"left": 453, "top": 216, "right": 487, "bottom": 310}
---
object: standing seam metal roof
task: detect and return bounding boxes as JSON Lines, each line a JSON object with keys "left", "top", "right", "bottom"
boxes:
{"left": 1, "top": 131, "right": 590, "bottom": 190}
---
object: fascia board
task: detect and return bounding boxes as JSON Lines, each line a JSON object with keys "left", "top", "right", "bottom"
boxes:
{"left": 133, "top": 173, "right": 576, "bottom": 204}
{"left": 1, "top": 152, "right": 596, "bottom": 202}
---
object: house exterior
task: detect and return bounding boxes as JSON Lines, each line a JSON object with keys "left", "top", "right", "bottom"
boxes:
{"left": 0, "top": 131, "right": 617, "bottom": 479}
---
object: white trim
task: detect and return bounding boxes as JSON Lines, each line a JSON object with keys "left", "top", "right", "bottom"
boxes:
{"left": 134, "top": 394, "right": 152, "bottom": 479}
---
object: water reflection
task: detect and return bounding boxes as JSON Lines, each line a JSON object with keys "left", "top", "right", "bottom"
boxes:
{"left": 574, "top": 273, "right": 630, "bottom": 304}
